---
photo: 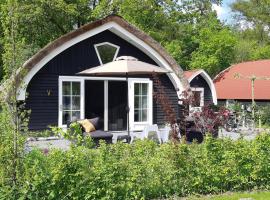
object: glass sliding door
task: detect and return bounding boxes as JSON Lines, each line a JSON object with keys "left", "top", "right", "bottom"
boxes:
{"left": 59, "top": 78, "right": 84, "bottom": 127}
{"left": 108, "top": 81, "right": 127, "bottom": 131}
{"left": 84, "top": 80, "right": 104, "bottom": 130}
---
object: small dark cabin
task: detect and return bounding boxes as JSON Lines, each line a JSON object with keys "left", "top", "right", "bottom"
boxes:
{"left": 184, "top": 69, "right": 217, "bottom": 112}
{"left": 15, "top": 15, "right": 188, "bottom": 132}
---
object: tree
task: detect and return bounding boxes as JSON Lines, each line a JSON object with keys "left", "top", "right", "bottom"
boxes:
{"left": 0, "top": 0, "right": 29, "bottom": 197}
{"left": 0, "top": 0, "right": 232, "bottom": 79}
{"left": 230, "top": 0, "right": 270, "bottom": 63}
{"left": 0, "top": 1, "right": 6, "bottom": 80}
{"left": 190, "top": 16, "right": 236, "bottom": 76}
{"left": 232, "top": 0, "right": 270, "bottom": 39}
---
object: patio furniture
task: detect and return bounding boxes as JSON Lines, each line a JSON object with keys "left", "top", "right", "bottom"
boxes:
{"left": 78, "top": 56, "right": 171, "bottom": 136}
{"left": 159, "top": 126, "right": 171, "bottom": 143}
{"left": 85, "top": 130, "right": 113, "bottom": 146}
{"left": 116, "top": 135, "right": 131, "bottom": 143}
{"left": 68, "top": 119, "right": 113, "bottom": 147}
{"left": 130, "top": 124, "right": 161, "bottom": 143}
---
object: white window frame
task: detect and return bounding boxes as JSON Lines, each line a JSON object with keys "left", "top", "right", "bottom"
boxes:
{"left": 189, "top": 87, "right": 204, "bottom": 113}
{"left": 59, "top": 76, "right": 126, "bottom": 129}
{"left": 128, "top": 78, "right": 153, "bottom": 131}
{"left": 58, "top": 77, "right": 85, "bottom": 128}
{"left": 59, "top": 76, "right": 153, "bottom": 131}
{"left": 94, "top": 42, "right": 120, "bottom": 65}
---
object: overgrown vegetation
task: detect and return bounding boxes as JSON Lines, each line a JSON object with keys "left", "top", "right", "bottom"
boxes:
{"left": 257, "top": 105, "right": 270, "bottom": 128}
{"left": 1, "top": 133, "right": 270, "bottom": 199}
{"left": 1, "top": 0, "right": 270, "bottom": 79}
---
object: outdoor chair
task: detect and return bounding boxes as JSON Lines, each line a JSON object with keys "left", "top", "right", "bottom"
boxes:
{"left": 159, "top": 125, "right": 171, "bottom": 143}
{"left": 130, "top": 124, "right": 162, "bottom": 143}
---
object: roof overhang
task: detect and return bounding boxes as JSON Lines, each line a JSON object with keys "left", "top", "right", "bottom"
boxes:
{"left": 15, "top": 15, "right": 188, "bottom": 101}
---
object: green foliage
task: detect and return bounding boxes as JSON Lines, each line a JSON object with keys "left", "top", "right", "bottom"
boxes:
{"left": 27, "top": 130, "right": 54, "bottom": 138}
{"left": 227, "top": 101, "right": 242, "bottom": 113}
{"left": 257, "top": 105, "right": 270, "bottom": 126}
{"left": 51, "top": 122, "right": 94, "bottom": 148}
{"left": 1, "top": 0, "right": 26, "bottom": 78}
{"left": 231, "top": 0, "right": 270, "bottom": 63}
{"left": 0, "top": 102, "right": 27, "bottom": 198}
{"left": 232, "top": 0, "right": 270, "bottom": 37}
{"left": 190, "top": 17, "right": 236, "bottom": 76}
{"left": 0, "top": 0, "right": 232, "bottom": 80}
{"left": 1, "top": 134, "right": 270, "bottom": 199}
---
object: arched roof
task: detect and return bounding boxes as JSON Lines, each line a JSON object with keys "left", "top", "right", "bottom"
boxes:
{"left": 184, "top": 69, "right": 217, "bottom": 105}
{"left": 13, "top": 15, "right": 188, "bottom": 100}
{"left": 214, "top": 60, "right": 270, "bottom": 100}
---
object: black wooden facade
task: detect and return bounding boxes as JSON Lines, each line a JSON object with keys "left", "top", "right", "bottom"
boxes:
{"left": 25, "top": 30, "right": 179, "bottom": 130}
{"left": 189, "top": 74, "right": 213, "bottom": 105}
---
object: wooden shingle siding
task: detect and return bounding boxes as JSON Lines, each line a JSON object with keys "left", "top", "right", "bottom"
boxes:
{"left": 190, "top": 74, "right": 213, "bottom": 105}
{"left": 25, "top": 30, "right": 178, "bottom": 130}
{"left": 153, "top": 75, "right": 178, "bottom": 126}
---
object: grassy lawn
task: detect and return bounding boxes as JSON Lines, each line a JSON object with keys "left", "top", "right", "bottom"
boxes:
{"left": 183, "top": 191, "right": 270, "bottom": 200}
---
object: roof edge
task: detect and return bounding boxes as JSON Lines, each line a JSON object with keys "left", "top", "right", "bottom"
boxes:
{"left": 22, "top": 15, "right": 188, "bottom": 86}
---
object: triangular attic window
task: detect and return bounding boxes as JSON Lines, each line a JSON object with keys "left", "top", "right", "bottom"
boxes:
{"left": 94, "top": 42, "right": 120, "bottom": 65}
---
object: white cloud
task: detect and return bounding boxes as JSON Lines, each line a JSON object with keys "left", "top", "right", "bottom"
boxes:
{"left": 212, "top": 4, "right": 224, "bottom": 18}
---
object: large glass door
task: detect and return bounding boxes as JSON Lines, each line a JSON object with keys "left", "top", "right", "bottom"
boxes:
{"left": 128, "top": 79, "right": 153, "bottom": 131}
{"left": 108, "top": 81, "right": 127, "bottom": 131}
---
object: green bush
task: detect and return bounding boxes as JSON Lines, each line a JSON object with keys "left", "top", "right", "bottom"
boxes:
{"left": 258, "top": 105, "right": 270, "bottom": 127}
{"left": 2, "top": 134, "right": 270, "bottom": 199}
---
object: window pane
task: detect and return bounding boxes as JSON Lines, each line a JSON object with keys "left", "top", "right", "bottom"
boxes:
{"left": 72, "top": 96, "right": 80, "bottom": 110}
{"left": 72, "top": 82, "right": 80, "bottom": 95}
{"left": 134, "top": 83, "right": 139, "bottom": 95}
{"left": 72, "top": 111, "right": 80, "bottom": 121}
{"left": 96, "top": 44, "right": 118, "bottom": 64}
{"left": 192, "top": 91, "right": 201, "bottom": 107}
{"left": 142, "top": 96, "right": 148, "bottom": 109}
{"left": 63, "top": 96, "right": 71, "bottom": 110}
{"left": 63, "top": 82, "right": 71, "bottom": 95}
{"left": 142, "top": 109, "right": 147, "bottom": 121}
{"left": 61, "top": 81, "right": 82, "bottom": 125}
{"left": 134, "top": 96, "right": 139, "bottom": 109}
{"left": 134, "top": 110, "right": 139, "bottom": 122}
{"left": 133, "top": 83, "right": 149, "bottom": 122}
{"left": 141, "top": 83, "right": 148, "bottom": 95}
{"left": 63, "top": 111, "right": 71, "bottom": 125}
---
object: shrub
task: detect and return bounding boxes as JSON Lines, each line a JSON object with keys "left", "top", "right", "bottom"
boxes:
{"left": 50, "top": 122, "right": 94, "bottom": 148}
{"left": 1, "top": 133, "right": 270, "bottom": 199}
{"left": 258, "top": 105, "right": 270, "bottom": 127}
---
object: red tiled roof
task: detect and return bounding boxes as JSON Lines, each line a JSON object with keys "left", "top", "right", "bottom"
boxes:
{"left": 184, "top": 69, "right": 201, "bottom": 80}
{"left": 213, "top": 60, "right": 270, "bottom": 100}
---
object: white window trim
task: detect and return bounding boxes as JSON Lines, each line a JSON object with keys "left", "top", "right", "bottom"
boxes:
{"left": 189, "top": 87, "right": 204, "bottom": 113}
{"left": 128, "top": 78, "right": 153, "bottom": 131}
{"left": 59, "top": 76, "right": 126, "bottom": 129}
{"left": 59, "top": 76, "right": 153, "bottom": 131}
{"left": 94, "top": 42, "right": 120, "bottom": 65}
{"left": 58, "top": 77, "right": 85, "bottom": 128}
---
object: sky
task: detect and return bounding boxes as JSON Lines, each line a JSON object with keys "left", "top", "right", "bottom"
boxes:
{"left": 213, "top": 0, "right": 236, "bottom": 24}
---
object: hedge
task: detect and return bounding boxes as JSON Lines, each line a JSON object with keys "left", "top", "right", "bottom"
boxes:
{"left": 1, "top": 134, "right": 270, "bottom": 199}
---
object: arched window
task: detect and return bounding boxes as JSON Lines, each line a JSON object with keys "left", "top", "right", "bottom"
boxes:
{"left": 94, "top": 42, "right": 120, "bottom": 65}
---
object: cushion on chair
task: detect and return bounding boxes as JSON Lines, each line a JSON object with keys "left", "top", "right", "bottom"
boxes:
{"left": 89, "top": 117, "right": 100, "bottom": 130}
{"left": 78, "top": 119, "right": 96, "bottom": 133}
